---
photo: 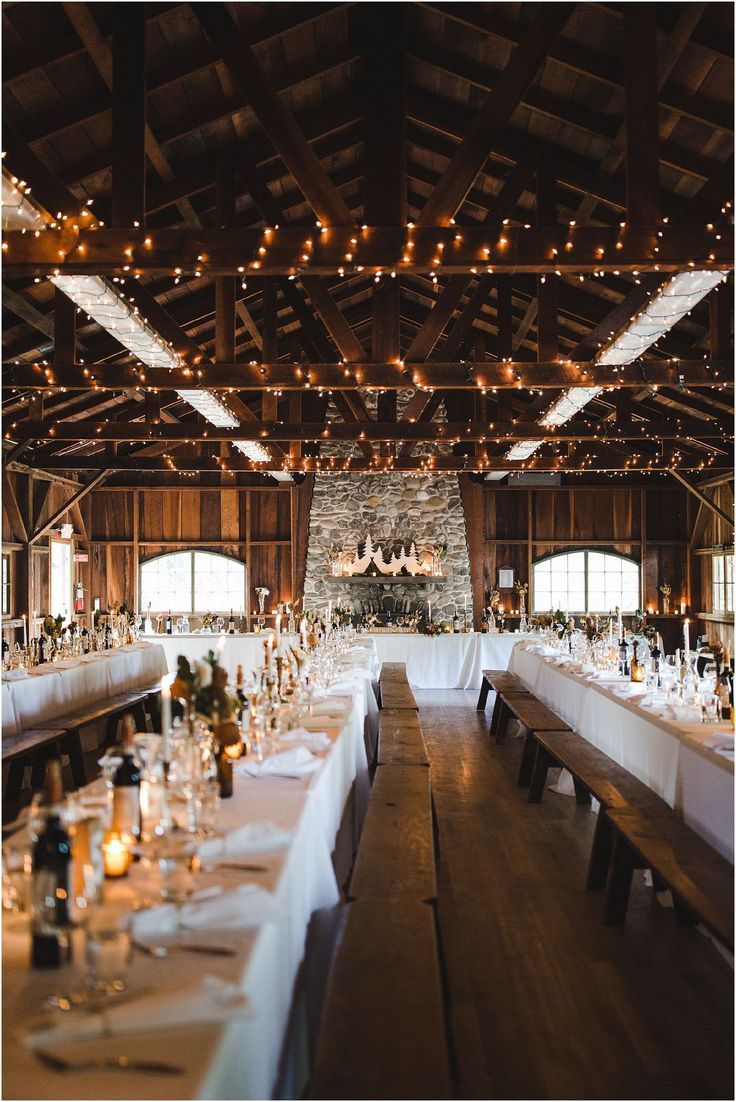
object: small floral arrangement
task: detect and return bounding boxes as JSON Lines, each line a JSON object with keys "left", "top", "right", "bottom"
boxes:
{"left": 582, "top": 615, "right": 601, "bottom": 641}
{"left": 551, "top": 609, "right": 573, "bottom": 638}
{"left": 423, "top": 620, "right": 445, "bottom": 636}
{"left": 332, "top": 602, "right": 353, "bottom": 627}
{"left": 326, "top": 545, "right": 341, "bottom": 563}
{"left": 42, "top": 613, "right": 64, "bottom": 637}
{"left": 200, "top": 611, "right": 216, "bottom": 630}
{"left": 109, "top": 601, "right": 135, "bottom": 624}
{"left": 659, "top": 583, "right": 672, "bottom": 599}
{"left": 171, "top": 651, "right": 239, "bottom": 723}
{"left": 514, "top": 581, "right": 528, "bottom": 597}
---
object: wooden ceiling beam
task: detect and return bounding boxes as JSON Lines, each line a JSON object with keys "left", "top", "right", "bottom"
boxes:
{"left": 12, "top": 418, "right": 732, "bottom": 445}
{"left": 5, "top": 226, "right": 729, "bottom": 277}
{"left": 8, "top": 360, "right": 727, "bottom": 392}
{"left": 624, "top": 5, "right": 660, "bottom": 226}
{"left": 417, "top": 4, "right": 573, "bottom": 226}
{"left": 193, "top": 2, "right": 351, "bottom": 227}
{"left": 111, "top": 5, "right": 146, "bottom": 228}
{"left": 23, "top": 448, "right": 734, "bottom": 474}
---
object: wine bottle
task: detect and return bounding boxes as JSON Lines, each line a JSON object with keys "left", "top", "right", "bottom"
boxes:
{"left": 31, "top": 759, "right": 72, "bottom": 969}
{"left": 618, "top": 638, "right": 630, "bottom": 677}
{"left": 111, "top": 715, "right": 141, "bottom": 842}
{"left": 452, "top": 610, "right": 460, "bottom": 633}
{"left": 165, "top": 610, "right": 173, "bottom": 635}
{"left": 228, "top": 609, "right": 235, "bottom": 634}
{"left": 235, "top": 664, "right": 246, "bottom": 709}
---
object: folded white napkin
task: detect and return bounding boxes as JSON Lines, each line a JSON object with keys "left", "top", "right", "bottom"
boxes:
{"left": 310, "top": 699, "right": 349, "bottom": 716}
{"left": 280, "top": 726, "right": 331, "bottom": 751}
{"left": 130, "top": 884, "right": 282, "bottom": 940}
{"left": 24, "top": 975, "right": 249, "bottom": 1048}
{"left": 237, "top": 745, "right": 321, "bottom": 778}
{"left": 611, "top": 682, "right": 647, "bottom": 697}
{"left": 2, "top": 669, "right": 28, "bottom": 681}
{"left": 199, "top": 821, "right": 293, "bottom": 861}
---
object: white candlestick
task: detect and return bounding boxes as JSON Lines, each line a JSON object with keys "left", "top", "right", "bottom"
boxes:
{"left": 428, "top": 599, "right": 432, "bottom": 623}
{"left": 464, "top": 594, "right": 467, "bottom": 612}
{"left": 683, "top": 618, "right": 690, "bottom": 659}
{"left": 21, "top": 613, "right": 27, "bottom": 647}
{"left": 275, "top": 612, "right": 282, "bottom": 652}
{"left": 617, "top": 609, "right": 623, "bottom": 640}
{"left": 299, "top": 616, "right": 308, "bottom": 647}
{"left": 608, "top": 617, "right": 613, "bottom": 646}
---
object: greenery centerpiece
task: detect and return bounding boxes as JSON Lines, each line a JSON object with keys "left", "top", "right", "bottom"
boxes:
{"left": 171, "top": 651, "right": 243, "bottom": 797}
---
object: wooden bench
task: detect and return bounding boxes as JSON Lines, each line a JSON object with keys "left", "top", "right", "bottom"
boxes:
{"left": 349, "top": 764, "right": 436, "bottom": 902}
{"left": 603, "top": 809, "right": 734, "bottom": 950}
{"left": 476, "top": 668, "right": 529, "bottom": 710}
{"left": 378, "top": 662, "right": 418, "bottom": 710}
{"left": 526, "top": 729, "right": 674, "bottom": 887}
{"left": 377, "top": 708, "right": 429, "bottom": 766}
{"left": 494, "top": 692, "right": 571, "bottom": 786}
{"left": 3, "top": 727, "right": 69, "bottom": 804}
{"left": 308, "top": 897, "right": 452, "bottom": 1100}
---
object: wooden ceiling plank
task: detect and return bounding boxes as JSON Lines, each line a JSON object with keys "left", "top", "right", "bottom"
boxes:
{"left": 416, "top": 4, "right": 573, "bottom": 226}
{"left": 624, "top": 5, "right": 660, "bottom": 226}
{"left": 111, "top": 4, "right": 146, "bottom": 228}
{"left": 193, "top": 2, "right": 351, "bottom": 227}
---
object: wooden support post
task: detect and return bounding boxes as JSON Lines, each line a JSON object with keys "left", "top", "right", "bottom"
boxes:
{"left": 536, "top": 161, "right": 558, "bottom": 363}
{"left": 215, "top": 156, "right": 236, "bottom": 366}
{"left": 112, "top": 4, "right": 146, "bottom": 227}
{"left": 624, "top": 5, "right": 660, "bottom": 225}
{"left": 261, "top": 279, "right": 278, "bottom": 423}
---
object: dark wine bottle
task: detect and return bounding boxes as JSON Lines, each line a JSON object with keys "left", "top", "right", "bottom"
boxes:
{"left": 228, "top": 609, "right": 235, "bottom": 634}
{"left": 235, "top": 664, "right": 246, "bottom": 710}
{"left": 452, "top": 610, "right": 460, "bottom": 633}
{"left": 111, "top": 715, "right": 141, "bottom": 843}
{"left": 31, "top": 759, "right": 72, "bottom": 969}
{"left": 166, "top": 610, "right": 173, "bottom": 635}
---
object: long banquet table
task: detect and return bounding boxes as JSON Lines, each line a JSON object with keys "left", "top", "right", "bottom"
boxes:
{"left": 147, "top": 630, "right": 531, "bottom": 690}
{"left": 2, "top": 644, "right": 375, "bottom": 1100}
{"left": 1, "top": 643, "right": 169, "bottom": 736}
{"left": 509, "top": 641, "right": 734, "bottom": 862}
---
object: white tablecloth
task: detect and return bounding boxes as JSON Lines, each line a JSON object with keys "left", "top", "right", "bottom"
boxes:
{"left": 142, "top": 633, "right": 282, "bottom": 683}
{"left": 509, "top": 643, "right": 734, "bottom": 862}
{"left": 366, "top": 631, "right": 534, "bottom": 689}
{"left": 1, "top": 643, "right": 169, "bottom": 736}
{"left": 3, "top": 650, "right": 373, "bottom": 1100}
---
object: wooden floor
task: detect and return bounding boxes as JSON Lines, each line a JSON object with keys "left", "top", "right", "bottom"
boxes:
{"left": 417, "top": 689, "right": 734, "bottom": 1101}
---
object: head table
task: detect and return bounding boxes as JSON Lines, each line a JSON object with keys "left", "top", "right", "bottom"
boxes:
{"left": 508, "top": 641, "right": 734, "bottom": 863}
{"left": 2, "top": 643, "right": 375, "bottom": 1100}
{"left": 145, "top": 630, "right": 532, "bottom": 690}
{"left": 2, "top": 643, "right": 169, "bottom": 737}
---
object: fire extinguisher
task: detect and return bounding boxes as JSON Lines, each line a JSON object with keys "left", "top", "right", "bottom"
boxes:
{"left": 75, "top": 581, "right": 85, "bottom": 614}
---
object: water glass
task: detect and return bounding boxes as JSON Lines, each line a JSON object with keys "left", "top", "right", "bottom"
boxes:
{"left": 84, "top": 915, "right": 133, "bottom": 994}
{"left": 701, "top": 691, "right": 722, "bottom": 724}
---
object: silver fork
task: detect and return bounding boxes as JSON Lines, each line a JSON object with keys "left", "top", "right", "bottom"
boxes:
{"left": 33, "top": 1049, "right": 183, "bottom": 1075}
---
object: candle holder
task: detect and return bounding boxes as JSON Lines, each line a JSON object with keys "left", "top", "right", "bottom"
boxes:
{"left": 102, "top": 831, "right": 133, "bottom": 878}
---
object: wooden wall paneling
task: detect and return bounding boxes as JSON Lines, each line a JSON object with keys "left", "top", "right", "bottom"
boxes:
{"left": 220, "top": 490, "right": 240, "bottom": 542}
{"left": 249, "top": 490, "right": 291, "bottom": 542}
{"left": 494, "top": 489, "right": 528, "bottom": 541}
{"left": 492, "top": 543, "right": 528, "bottom": 610}
{"left": 483, "top": 486, "right": 497, "bottom": 542}
{"left": 248, "top": 544, "right": 292, "bottom": 608}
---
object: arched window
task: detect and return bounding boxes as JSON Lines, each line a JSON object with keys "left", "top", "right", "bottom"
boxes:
{"left": 532, "top": 550, "right": 640, "bottom": 614}
{"left": 139, "top": 550, "right": 246, "bottom": 613}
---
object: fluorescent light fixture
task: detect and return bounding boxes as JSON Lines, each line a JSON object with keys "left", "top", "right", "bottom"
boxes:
{"left": 2, "top": 173, "right": 47, "bottom": 230}
{"left": 504, "top": 269, "right": 729, "bottom": 462}
{"left": 49, "top": 273, "right": 288, "bottom": 476}
{"left": 51, "top": 274, "right": 180, "bottom": 369}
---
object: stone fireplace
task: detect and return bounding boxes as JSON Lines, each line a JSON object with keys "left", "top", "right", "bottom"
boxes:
{"left": 302, "top": 473, "right": 472, "bottom": 625}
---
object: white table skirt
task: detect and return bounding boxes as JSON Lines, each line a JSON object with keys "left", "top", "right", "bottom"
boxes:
{"left": 365, "top": 631, "right": 534, "bottom": 689}
{"left": 1, "top": 643, "right": 169, "bottom": 735}
{"left": 3, "top": 653, "right": 373, "bottom": 1100}
{"left": 145, "top": 630, "right": 531, "bottom": 691}
{"left": 509, "top": 643, "right": 734, "bottom": 862}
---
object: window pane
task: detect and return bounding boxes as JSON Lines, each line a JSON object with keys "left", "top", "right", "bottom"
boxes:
{"left": 193, "top": 551, "right": 246, "bottom": 613}
{"left": 140, "top": 552, "right": 193, "bottom": 613}
{"left": 532, "top": 550, "right": 639, "bottom": 614}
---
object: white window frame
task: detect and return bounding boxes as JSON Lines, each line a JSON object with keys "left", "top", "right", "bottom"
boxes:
{"left": 139, "top": 549, "right": 247, "bottom": 614}
{"left": 532, "top": 549, "right": 641, "bottom": 614}
{"left": 711, "top": 549, "right": 734, "bottom": 614}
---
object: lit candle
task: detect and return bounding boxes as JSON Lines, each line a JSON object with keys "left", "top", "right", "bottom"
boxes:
{"left": 21, "top": 613, "right": 27, "bottom": 647}
{"left": 464, "top": 594, "right": 467, "bottom": 612}
{"left": 299, "top": 616, "right": 308, "bottom": 647}
{"left": 102, "top": 832, "right": 131, "bottom": 878}
{"left": 428, "top": 599, "right": 432, "bottom": 622}
{"left": 617, "top": 607, "right": 623, "bottom": 640}
{"left": 498, "top": 604, "right": 504, "bottom": 615}
{"left": 683, "top": 618, "right": 690, "bottom": 659}
{"left": 647, "top": 605, "right": 654, "bottom": 616}
{"left": 608, "top": 616, "right": 613, "bottom": 645}
{"left": 680, "top": 600, "right": 687, "bottom": 615}
{"left": 94, "top": 597, "right": 100, "bottom": 612}
{"left": 275, "top": 612, "right": 282, "bottom": 651}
